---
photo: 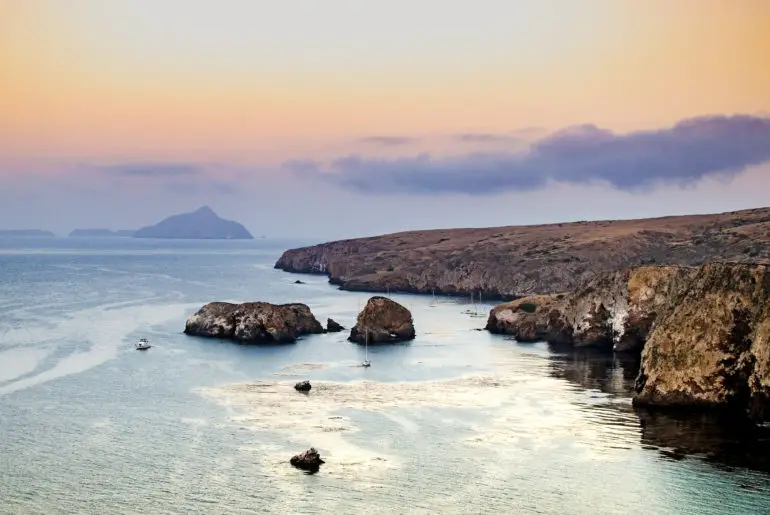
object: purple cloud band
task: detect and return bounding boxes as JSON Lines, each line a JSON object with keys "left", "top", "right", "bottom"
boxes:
{"left": 287, "top": 114, "right": 770, "bottom": 195}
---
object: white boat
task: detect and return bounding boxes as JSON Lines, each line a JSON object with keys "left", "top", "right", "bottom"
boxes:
{"left": 135, "top": 338, "right": 152, "bottom": 350}
{"left": 362, "top": 332, "right": 371, "bottom": 367}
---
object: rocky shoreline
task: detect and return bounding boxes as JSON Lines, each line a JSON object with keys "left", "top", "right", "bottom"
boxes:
{"left": 487, "top": 262, "right": 770, "bottom": 422}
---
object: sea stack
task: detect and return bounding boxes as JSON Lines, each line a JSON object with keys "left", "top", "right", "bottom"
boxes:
{"left": 348, "top": 296, "right": 415, "bottom": 344}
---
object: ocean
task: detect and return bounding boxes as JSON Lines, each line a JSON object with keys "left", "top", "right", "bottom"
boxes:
{"left": 1, "top": 237, "right": 769, "bottom": 514}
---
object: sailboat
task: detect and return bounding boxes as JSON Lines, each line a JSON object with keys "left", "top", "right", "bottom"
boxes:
{"left": 362, "top": 332, "right": 371, "bottom": 367}
{"left": 430, "top": 288, "right": 437, "bottom": 307}
{"left": 462, "top": 292, "right": 475, "bottom": 314}
{"left": 470, "top": 292, "right": 486, "bottom": 318}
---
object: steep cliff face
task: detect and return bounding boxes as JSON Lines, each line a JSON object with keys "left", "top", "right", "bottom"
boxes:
{"left": 275, "top": 207, "right": 770, "bottom": 298}
{"left": 488, "top": 262, "right": 770, "bottom": 418}
{"left": 486, "top": 266, "right": 696, "bottom": 352}
{"left": 633, "top": 263, "right": 770, "bottom": 420}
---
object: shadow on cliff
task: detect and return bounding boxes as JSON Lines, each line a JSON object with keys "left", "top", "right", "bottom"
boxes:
{"left": 544, "top": 344, "right": 770, "bottom": 474}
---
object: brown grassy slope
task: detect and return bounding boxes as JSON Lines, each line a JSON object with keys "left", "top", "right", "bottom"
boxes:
{"left": 274, "top": 207, "right": 770, "bottom": 299}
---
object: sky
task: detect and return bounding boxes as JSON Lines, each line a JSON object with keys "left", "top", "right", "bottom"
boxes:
{"left": 1, "top": 0, "right": 769, "bottom": 239}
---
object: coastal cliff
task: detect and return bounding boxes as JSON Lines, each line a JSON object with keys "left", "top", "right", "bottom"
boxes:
{"left": 486, "top": 266, "right": 697, "bottom": 352}
{"left": 275, "top": 207, "right": 770, "bottom": 298}
{"left": 633, "top": 263, "right": 770, "bottom": 421}
{"left": 488, "top": 262, "right": 770, "bottom": 420}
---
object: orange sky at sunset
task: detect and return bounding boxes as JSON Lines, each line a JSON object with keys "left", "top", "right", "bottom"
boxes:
{"left": 2, "top": 0, "right": 769, "bottom": 164}
{"left": 1, "top": 0, "right": 770, "bottom": 238}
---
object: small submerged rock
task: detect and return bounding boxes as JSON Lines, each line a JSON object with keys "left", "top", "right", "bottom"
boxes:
{"left": 290, "top": 447, "right": 325, "bottom": 473}
{"left": 294, "top": 380, "right": 311, "bottom": 392}
{"left": 326, "top": 318, "right": 344, "bottom": 333}
{"left": 294, "top": 280, "right": 305, "bottom": 284}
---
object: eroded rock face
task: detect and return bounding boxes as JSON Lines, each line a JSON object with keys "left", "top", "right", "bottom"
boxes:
{"left": 485, "top": 295, "right": 571, "bottom": 344}
{"left": 184, "top": 301, "right": 323, "bottom": 343}
{"left": 633, "top": 263, "right": 770, "bottom": 421}
{"left": 182, "top": 302, "right": 239, "bottom": 338}
{"left": 289, "top": 447, "right": 325, "bottom": 473}
{"left": 349, "top": 296, "right": 415, "bottom": 344}
{"left": 486, "top": 266, "right": 696, "bottom": 351}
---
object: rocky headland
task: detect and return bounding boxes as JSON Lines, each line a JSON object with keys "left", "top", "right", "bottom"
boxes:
{"left": 184, "top": 301, "right": 324, "bottom": 343}
{"left": 487, "top": 262, "right": 770, "bottom": 421}
{"left": 274, "top": 207, "right": 770, "bottom": 299}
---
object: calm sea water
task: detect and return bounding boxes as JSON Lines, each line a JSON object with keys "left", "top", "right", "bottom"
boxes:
{"left": 1, "top": 237, "right": 770, "bottom": 514}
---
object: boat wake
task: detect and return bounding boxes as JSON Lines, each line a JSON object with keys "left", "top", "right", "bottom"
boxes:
{"left": 0, "top": 302, "right": 196, "bottom": 396}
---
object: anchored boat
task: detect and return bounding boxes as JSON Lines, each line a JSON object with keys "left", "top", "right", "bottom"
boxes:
{"left": 135, "top": 338, "right": 152, "bottom": 350}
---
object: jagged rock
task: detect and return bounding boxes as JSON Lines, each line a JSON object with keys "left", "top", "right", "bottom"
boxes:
{"left": 633, "top": 263, "right": 770, "bottom": 422}
{"left": 349, "top": 296, "right": 415, "bottom": 344}
{"left": 294, "top": 380, "right": 311, "bottom": 392}
{"left": 184, "top": 301, "right": 324, "bottom": 343}
{"left": 486, "top": 266, "right": 696, "bottom": 351}
{"left": 290, "top": 447, "right": 325, "bottom": 472}
{"left": 326, "top": 318, "right": 344, "bottom": 332}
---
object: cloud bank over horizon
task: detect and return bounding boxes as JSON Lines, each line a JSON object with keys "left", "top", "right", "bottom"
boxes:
{"left": 286, "top": 114, "right": 770, "bottom": 196}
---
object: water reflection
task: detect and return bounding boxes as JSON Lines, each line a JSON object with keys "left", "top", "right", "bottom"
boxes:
{"left": 544, "top": 344, "right": 770, "bottom": 474}
{"left": 547, "top": 344, "right": 640, "bottom": 397}
{"left": 636, "top": 408, "right": 770, "bottom": 474}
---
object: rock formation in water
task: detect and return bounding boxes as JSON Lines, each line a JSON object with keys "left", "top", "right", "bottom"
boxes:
{"left": 633, "top": 263, "right": 770, "bottom": 421}
{"left": 68, "top": 229, "right": 135, "bottom": 237}
{"left": 486, "top": 266, "right": 697, "bottom": 352}
{"left": 184, "top": 301, "right": 323, "bottom": 343}
{"left": 274, "top": 207, "right": 770, "bottom": 298}
{"left": 289, "top": 447, "right": 325, "bottom": 473}
{"left": 134, "top": 206, "right": 253, "bottom": 240}
{"left": 349, "top": 296, "right": 415, "bottom": 344}
{"left": 294, "top": 380, "right": 311, "bottom": 392}
{"left": 326, "top": 318, "right": 344, "bottom": 333}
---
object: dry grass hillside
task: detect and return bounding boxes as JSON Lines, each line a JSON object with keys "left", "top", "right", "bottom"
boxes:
{"left": 275, "top": 207, "right": 770, "bottom": 299}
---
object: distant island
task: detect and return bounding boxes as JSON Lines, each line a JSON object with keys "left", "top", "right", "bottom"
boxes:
{"left": 133, "top": 206, "right": 253, "bottom": 240}
{"left": 68, "top": 229, "right": 136, "bottom": 238}
{"left": 0, "top": 229, "right": 55, "bottom": 237}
